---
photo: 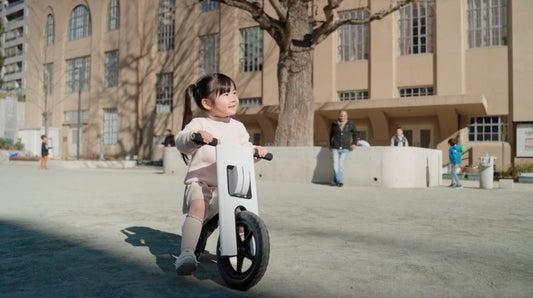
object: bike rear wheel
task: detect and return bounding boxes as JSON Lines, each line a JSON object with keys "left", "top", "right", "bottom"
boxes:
{"left": 216, "top": 211, "right": 270, "bottom": 291}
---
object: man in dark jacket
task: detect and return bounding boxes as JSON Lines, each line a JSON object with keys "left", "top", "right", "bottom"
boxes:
{"left": 329, "top": 110, "right": 358, "bottom": 187}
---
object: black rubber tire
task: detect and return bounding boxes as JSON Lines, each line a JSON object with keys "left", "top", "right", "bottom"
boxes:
{"left": 217, "top": 211, "right": 270, "bottom": 291}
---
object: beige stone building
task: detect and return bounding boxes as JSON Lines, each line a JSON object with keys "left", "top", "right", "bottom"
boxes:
{"left": 25, "top": 0, "right": 532, "bottom": 171}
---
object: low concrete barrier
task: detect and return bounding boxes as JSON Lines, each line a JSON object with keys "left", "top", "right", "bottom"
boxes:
{"left": 164, "top": 146, "right": 443, "bottom": 188}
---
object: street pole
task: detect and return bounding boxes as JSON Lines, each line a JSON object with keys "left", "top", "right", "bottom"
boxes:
{"left": 76, "top": 67, "right": 82, "bottom": 160}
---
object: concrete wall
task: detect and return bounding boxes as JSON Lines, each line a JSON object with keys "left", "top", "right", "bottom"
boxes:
{"left": 164, "top": 146, "right": 442, "bottom": 188}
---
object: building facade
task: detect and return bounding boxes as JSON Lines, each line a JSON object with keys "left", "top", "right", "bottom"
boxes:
{"left": 25, "top": 0, "right": 532, "bottom": 170}
{"left": 1, "top": 0, "right": 28, "bottom": 95}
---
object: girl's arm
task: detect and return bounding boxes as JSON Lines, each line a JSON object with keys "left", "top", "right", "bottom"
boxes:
{"left": 176, "top": 120, "right": 205, "bottom": 154}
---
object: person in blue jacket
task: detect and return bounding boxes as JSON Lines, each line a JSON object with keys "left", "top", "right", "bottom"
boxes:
{"left": 448, "top": 138, "right": 462, "bottom": 188}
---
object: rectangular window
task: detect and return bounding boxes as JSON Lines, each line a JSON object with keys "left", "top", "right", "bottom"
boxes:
{"left": 65, "top": 110, "right": 90, "bottom": 123}
{"left": 240, "top": 27, "right": 263, "bottom": 72}
{"left": 4, "top": 62, "right": 23, "bottom": 75}
{"left": 338, "top": 90, "right": 369, "bottom": 101}
{"left": 156, "top": 73, "right": 173, "bottom": 114}
{"left": 338, "top": 9, "right": 369, "bottom": 62}
{"left": 4, "top": 44, "right": 23, "bottom": 58}
{"left": 104, "top": 50, "right": 119, "bottom": 88}
{"left": 66, "top": 56, "right": 91, "bottom": 93}
{"left": 201, "top": 0, "right": 220, "bottom": 12}
{"left": 468, "top": 116, "right": 507, "bottom": 142}
{"left": 158, "top": 0, "right": 175, "bottom": 51}
{"left": 103, "top": 108, "right": 118, "bottom": 145}
{"left": 240, "top": 98, "right": 262, "bottom": 107}
{"left": 399, "top": 86, "right": 433, "bottom": 97}
{"left": 467, "top": 0, "right": 508, "bottom": 48}
{"left": 199, "top": 34, "right": 219, "bottom": 75}
{"left": 398, "top": 0, "right": 434, "bottom": 55}
{"left": 43, "top": 63, "right": 53, "bottom": 95}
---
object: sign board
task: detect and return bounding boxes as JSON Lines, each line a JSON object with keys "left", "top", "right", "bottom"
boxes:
{"left": 516, "top": 123, "right": 533, "bottom": 157}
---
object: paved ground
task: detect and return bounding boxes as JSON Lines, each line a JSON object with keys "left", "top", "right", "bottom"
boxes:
{"left": 1, "top": 161, "right": 532, "bottom": 297}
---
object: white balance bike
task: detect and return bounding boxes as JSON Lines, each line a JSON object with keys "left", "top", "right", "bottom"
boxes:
{"left": 191, "top": 133, "right": 272, "bottom": 291}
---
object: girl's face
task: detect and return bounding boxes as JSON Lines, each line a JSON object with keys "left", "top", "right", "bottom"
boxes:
{"left": 202, "top": 85, "right": 239, "bottom": 118}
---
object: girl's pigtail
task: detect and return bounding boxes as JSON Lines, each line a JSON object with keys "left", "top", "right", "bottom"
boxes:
{"left": 181, "top": 84, "right": 196, "bottom": 164}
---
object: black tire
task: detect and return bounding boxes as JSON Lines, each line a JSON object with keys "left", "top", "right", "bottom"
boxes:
{"left": 217, "top": 211, "right": 270, "bottom": 291}
{"left": 195, "top": 214, "right": 218, "bottom": 259}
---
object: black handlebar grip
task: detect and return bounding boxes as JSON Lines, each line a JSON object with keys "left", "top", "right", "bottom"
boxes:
{"left": 254, "top": 149, "right": 273, "bottom": 161}
{"left": 191, "top": 133, "right": 218, "bottom": 146}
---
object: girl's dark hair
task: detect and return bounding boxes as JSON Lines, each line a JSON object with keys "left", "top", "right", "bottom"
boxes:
{"left": 448, "top": 138, "right": 457, "bottom": 146}
{"left": 181, "top": 73, "right": 236, "bottom": 164}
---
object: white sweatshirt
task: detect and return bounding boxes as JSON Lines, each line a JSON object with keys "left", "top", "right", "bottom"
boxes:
{"left": 175, "top": 115, "right": 251, "bottom": 186}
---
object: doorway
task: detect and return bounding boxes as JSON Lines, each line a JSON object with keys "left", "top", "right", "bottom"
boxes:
{"left": 402, "top": 125, "right": 433, "bottom": 148}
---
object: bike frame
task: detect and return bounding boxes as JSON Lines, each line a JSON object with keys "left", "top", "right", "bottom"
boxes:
{"left": 215, "top": 141, "right": 260, "bottom": 257}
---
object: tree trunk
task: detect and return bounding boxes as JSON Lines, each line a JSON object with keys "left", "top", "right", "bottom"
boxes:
{"left": 275, "top": 49, "right": 314, "bottom": 146}
{"left": 274, "top": 2, "right": 314, "bottom": 146}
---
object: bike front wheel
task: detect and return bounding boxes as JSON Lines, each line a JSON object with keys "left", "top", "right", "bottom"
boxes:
{"left": 217, "top": 211, "right": 270, "bottom": 291}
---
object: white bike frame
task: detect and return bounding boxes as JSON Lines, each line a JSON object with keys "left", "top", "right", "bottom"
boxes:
{"left": 215, "top": 141, "right": 260, "bottom": 257}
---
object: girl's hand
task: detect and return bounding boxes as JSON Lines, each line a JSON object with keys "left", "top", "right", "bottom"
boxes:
{"left": 193, "top": 130, "right": 213, "bottom": 145}
{"left": 253, "top": 146, "right": 268, "bottom": 158}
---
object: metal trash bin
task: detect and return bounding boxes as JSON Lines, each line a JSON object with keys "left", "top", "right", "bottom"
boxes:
{"left": 479, "top": 153, "right": 496, "bottom": 189}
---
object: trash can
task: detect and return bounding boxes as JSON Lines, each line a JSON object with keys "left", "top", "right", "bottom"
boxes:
{"left": 479, "top": 153, "right": 496, "bottom": 189}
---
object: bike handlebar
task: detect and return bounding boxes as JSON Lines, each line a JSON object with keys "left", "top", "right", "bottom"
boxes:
{"left": 191, "top": 133, "right": 273, "bottom": 161}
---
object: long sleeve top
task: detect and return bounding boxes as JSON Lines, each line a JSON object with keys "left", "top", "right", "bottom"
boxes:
{"left": 176, "top": 115, "right": 251, "bottom": 186}
{"left": 330, "top": 120, "right": 358, "bottom": 149}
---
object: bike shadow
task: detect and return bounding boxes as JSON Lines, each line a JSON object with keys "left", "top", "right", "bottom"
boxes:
{"left": 120, "top": 226, "right": 222, "bottom": 284}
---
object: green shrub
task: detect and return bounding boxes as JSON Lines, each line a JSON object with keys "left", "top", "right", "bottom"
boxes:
{"left": 0, "top": 138, "right": 25, "bottom": 150}
{"left": 504, "top": 163, "right": 533, "bottom": 179}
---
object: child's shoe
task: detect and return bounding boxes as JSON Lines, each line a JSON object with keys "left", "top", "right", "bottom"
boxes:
{"left": 175, "top": 249, "right": 197, "bottom": 275}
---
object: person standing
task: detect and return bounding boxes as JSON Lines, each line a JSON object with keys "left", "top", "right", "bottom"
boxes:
{"left": 40, "top": 135, "right": 49, "bottom": 169}
{"left": 448, "top": 138, "right": 463, "bottom": 189}
{"left": 162, "top": 129, "right": 176, "bottom": 147}
{"left": 329, "top": 110, "right": 358, "bottom": 187}
{"left": 390, "top": 127, "right": 409, "bottom": 147}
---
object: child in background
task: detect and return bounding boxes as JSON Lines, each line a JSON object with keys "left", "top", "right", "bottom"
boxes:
{"left": 174, "top": 73, "right": 268, "bottom": 275}
{"left": 448, "top": 138, "right": 463, "bottom": 189}
{"left": 40, "top": 135, "right": 49, "bottom": 169}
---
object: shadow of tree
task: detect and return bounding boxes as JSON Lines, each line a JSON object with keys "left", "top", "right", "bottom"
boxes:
{"left": 120, "top": 226, "right": 222, "bottom": 284}
{"left": 0, "top": 221, "right": 255, "bottom": 297}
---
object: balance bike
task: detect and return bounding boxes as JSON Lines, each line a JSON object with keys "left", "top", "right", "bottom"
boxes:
{"left": 191, "top": 134, "right": 272, "bottom": 291}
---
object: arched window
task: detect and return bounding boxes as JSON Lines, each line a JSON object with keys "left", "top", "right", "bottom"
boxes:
{"left": 45, "top": 14, "right": 54, "bottom": 45}
{"left": 107, "top": 0, "right": 120, "bottom": 31}
{"left": 68, "top": 5, "right": 92, "bottom": 40}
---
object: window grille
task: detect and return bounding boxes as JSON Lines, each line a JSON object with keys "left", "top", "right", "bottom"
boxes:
{"left": 201, "top": 0, "right": 220, "bottom": 12}
{"left": 467, "top": 0, "right": 508, "bottom": 48}
{"left": 338, "top": 90, "right": 369, "bottom": 101}
{"left": 45, "top": 14, "right": 54, "bottom": 45}
{"left": 65, "top": 110, "right": 89, "bottom": 122}
{"left": 399, "top": 86, "right": 433, "bottom": 97}
{"left": 468, "top": 116, "right": 507, "bottom": 142}
{"left": 43, "top": 63, "right": 53, "bottom": 95}
{"left": 239, "top": 27, "right": 263, "bottom": 72}
{"left": 107, "top": 0, "right": 120, "bottom": 31}
{"left": 156, "top": 73, "right": 173, "bottom": 113}
{"left": 66, "top": 57, "right": 91, "bottom": 92}
{"left": 199, "top": 34, "right": 219, "bottom": 75}
{"left": 158, "top": 0, "right": 175, "bottom": 51}
{"left": 398, "top": 0, "right": 434, "bottom": 55}
{"left": 105, "top": 51, "right": 119, "bottom": 88}
{"left": 103, "top": 108, "right": 118, "bottom": 145}
{"left": 240, "top": 98, "right": 262, "bottom": 107}
{"left": 338, "top": 9, "right": 369, "bottom": 61}
{"left": 68, "top": 5, "right": 92, "bottom": 40}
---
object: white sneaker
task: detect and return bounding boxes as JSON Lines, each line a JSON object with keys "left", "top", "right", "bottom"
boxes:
{"left": 175, "top": 249, "right": 197, "bottom": 275}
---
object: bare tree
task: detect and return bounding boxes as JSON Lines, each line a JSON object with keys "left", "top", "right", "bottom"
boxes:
{"left": 210, "top": 0, "right": 415, "bottom": 146}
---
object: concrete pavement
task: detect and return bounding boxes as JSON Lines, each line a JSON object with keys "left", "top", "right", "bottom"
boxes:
{"left": 1, "top": 162, "right": 532, "bottom": 297}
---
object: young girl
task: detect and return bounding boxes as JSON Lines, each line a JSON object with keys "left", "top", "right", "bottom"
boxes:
{"left": 174, "top": 73, "right": 268, "bottom": 275}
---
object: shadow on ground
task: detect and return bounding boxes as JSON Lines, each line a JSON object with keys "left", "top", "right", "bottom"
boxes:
{"left": 0, "top": 221, "right": 260, "bottom": 297}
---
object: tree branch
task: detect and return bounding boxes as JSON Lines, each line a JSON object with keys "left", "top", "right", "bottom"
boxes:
{"left": 310, "top": 0, "right": 415, "bottom": 46}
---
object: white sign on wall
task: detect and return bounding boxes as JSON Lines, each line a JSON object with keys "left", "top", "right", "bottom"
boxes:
{"left": 516, "top": 123, "right": 533, "bottom": 157}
